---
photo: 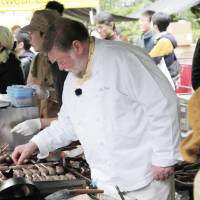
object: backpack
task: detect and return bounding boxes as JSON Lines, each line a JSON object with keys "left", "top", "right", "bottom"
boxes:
{"left": 160, "top": 34, "right": 181, "bottom": 78}
{"left": 166, "top": 55, "right": 181, "bottom": 78}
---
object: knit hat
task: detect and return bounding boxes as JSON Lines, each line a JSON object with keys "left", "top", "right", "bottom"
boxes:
{"left": 21, "top": 9, "right": 60, "bottom": 33}
{"left": 0, "top": 26, "right": 14, "bottom": 50}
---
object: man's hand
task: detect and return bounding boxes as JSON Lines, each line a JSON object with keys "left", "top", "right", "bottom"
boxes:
{"left": 152, "top": 165, "right": 174, "bottom": 181}
{"left": 29, "top": 84, "right": 50, "bottom": 99}
{"left": 12, "top": 142, "right": 38, "bottom": 165}
{"left": 11, "top": 118, "right": 41, "bottom": 136}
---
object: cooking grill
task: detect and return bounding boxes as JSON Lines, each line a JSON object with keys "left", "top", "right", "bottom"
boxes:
{"left": 174, "top": 161, "right": 200, "bottom": 199}
{"left": 0, "top": 144, "right": 103, "bottom": 199}
{"left": 0, "top": 162, "right": 87, "bottom": 199}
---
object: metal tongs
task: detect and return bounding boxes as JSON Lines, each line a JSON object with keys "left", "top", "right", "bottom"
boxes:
{"left": 115, "top": 185, "right": 138, "bottom": 200}
{"left": 115, "top": 185, "right": 126, "bottom": 200}
{"left": 0, "top": 144, "right": 9, "bottom": 154}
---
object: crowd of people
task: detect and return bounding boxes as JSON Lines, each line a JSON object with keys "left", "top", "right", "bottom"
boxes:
{"left": 0, "top": 1, "right": 199, "bottom": 199}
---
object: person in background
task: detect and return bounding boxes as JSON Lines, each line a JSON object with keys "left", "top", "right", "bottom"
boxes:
{"left": 11, "top": 9, "right": 68, "bottom": 136}
{"left": 90, "top": 28, "right": 102, "bottom": 39}
{"left": 0, "top": 26, "right": 24, "bottom": 93}
{"left": 11, "top": 25, "right": 21, "bottom": 36}
{"left": 137, "top": 10, "right": 156, "bottom": 52}
{"left": 149, "top": 12, "right": 180, "bottom": 80}
{"left": 45, "top": 0, "right": 64, "bottom": 16}
{"left": 15, "top": 30, "right": 35, "bottom": 83}
{"left": 179, "top": 87, "right": 200, "bottom": 200}
{"left": 94, "top": 11, "right": 122, "bottom": 41}
{"left": 12, "top": 18, "right": 180, "bottom": 200}
{"left": 191, "top": 37, "right": 200, "bottom": 90}
{"left": 11, "top": 25, "right": 22, "bottom": 51}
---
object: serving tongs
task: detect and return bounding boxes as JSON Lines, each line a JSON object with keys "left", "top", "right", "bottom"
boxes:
{"left": 0, "top": 144, "right": 9, "bottom": 154}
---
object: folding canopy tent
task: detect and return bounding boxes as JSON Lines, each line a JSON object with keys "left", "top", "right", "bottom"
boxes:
{"left": 64, "top": 8, "right": 137, "bottom": 22}
{"left": 0, "top": 0, "right": 136, "bottom": 23}
{"left": 128, "top": 0, "right": 200, "bottom": 18}
{"left": 0, "top": 0, "right": 100, "bottom": 11}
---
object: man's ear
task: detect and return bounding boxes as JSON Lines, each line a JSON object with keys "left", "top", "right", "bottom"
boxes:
{"left": 72, "top": 40, "right": 83, "bottom": 55}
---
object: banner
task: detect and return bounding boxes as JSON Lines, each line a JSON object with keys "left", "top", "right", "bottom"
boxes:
{"left": 0, "top": 0, "right": 99, "bottom": 11}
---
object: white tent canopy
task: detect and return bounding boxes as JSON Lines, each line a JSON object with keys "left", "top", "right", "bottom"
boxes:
{"left": 64, "top": 8, "right": 137, "bottom": 22}
{"left": 128, "top": 0, "right": 200, "bottom": 18}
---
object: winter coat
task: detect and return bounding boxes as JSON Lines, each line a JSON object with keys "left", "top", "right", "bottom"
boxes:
{"left": 180, "top": 88, "right": 200, "bottom": 163}
{"left": 138, "top": 31, "right": 156, "bottom": 52}
{"left": 19, "top": 50, "right": 35, "bottom": 83}
{"left": 0, "top": 53, "right": 24, "bottom": 93}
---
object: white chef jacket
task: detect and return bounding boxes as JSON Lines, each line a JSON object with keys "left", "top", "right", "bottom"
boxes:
{"left": 31, "top": 38, "right": 181, "bottom": 196}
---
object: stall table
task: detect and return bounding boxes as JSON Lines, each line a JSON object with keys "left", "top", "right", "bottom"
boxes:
{"left": 0, "top": 106, "right": 39, "bottom": 149}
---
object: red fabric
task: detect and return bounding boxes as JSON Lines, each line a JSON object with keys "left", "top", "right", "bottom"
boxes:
{"left": 176, "top": 64, "right": 192, "bottom": 94}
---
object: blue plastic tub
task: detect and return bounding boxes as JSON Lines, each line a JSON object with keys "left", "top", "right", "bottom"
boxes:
{"left": 6, "top": 85, "right": 35, "bottom": 107}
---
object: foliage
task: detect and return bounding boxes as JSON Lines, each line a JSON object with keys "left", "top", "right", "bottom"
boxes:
{"left": 191, "top": 4, "right": 200, "bottom": 22}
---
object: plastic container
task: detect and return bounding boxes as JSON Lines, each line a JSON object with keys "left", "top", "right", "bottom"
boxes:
{"left": 176, "top": 64, "right": 192, "bottom": 94}
{"left": 6, "top": 85, "right": 35, "bottom": 107}
{"left": 177, "top": 94, "right": 192, "bottom": 132}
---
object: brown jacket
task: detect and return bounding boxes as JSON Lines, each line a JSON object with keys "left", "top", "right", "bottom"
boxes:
{"left": 180, "top": 88, "right": 200, "bottom": 163}
{"left": 27, "top": 53, "right": 59, "bottom": 118}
